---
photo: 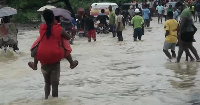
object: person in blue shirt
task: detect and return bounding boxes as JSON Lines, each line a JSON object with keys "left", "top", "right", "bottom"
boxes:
{"left": 71, "top": 17, "right": 77, "bottom": 27}
{"left": 173, "top": 8, "right": 179, "bottom": 21}
{"left": 142, "top": 4, "right": 151, "bottom": 27}
{"left": 156, "top": 3, "right": 164, "bottom": 24}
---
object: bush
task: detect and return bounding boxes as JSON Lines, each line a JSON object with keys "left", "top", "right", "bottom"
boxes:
{"left": 12, "top": 11, "right": 40, "bottom": 23}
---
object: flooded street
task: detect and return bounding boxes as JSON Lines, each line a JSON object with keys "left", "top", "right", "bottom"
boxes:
{"left": 1, "top": 18, "right": 200, "bottom": 105}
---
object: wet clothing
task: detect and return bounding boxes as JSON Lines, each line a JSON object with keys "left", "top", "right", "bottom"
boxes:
{"left": 177, "top": 8, "right": 200, "bottom": 62}
{"left": 34, "top": 21, "right": 70, "bottom": 65}
{"left": 84, "top": 16, "right": 95, "bottom": 31}
{"left": 109, "top": 11, "right": 115, "bottom": 25}
{"left": 134, "top": 28, "right": 142, "bottom": 40}
{"left": 96, "top": 13, "right": 109, "bottom": 26}
{"left": 115, "top": 15, "right": 124, "bottom": 31}
{"left": 117, "top": 31, "right": 123, "bottom": 41}
{"left": 87, "top": 29, "right": 96, "bottom": 40}
{"left": 110, "top": 25, "right": 115, "bottom": 32}
{"left": 163, "top": 41, "right": 176, "bottom": 51}
{"left": 144, "top": 19, "right": 150, "bottom": 27}
{"left": 164, "top": 19, "right": 178, "bottom": 43}
{"left": 41, "top": 62, "right": 60, "bottom": 85}
{"left": 41, "top": 62, "right": 60, "bottom": 98}
{"left": 131, "top": 15, "right": 144, "bottom": 29}
{"left": 158, "top": 14, "right": 163, "bottom": 23}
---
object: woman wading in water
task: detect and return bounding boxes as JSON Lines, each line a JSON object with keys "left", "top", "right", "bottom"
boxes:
{"left": 28, "top": 9, "right": 78, "bottom": 99}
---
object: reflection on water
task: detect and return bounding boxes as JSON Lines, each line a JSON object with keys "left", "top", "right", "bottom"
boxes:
{"left": 165, "top": 62, "right": 199, "bottom": 89}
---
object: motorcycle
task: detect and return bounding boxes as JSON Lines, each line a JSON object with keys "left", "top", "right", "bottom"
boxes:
{"left": 0, "top": 23, "right": 19, "bottom": 52}
{"left": 126, "top": 16, "right": 132, "bottom": 26}
{"left": 76, "top": 19, "right": 87, "bottom": 37}
{"left": 69, "top": 26, "right": 76, "bottom": 44}
{"left": 96, "top": 21, "right": 109, "bottom": 34}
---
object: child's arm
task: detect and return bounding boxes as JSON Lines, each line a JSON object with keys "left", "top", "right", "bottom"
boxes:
{"left": 61, "top": 29, "right": 71, "bottom": 40}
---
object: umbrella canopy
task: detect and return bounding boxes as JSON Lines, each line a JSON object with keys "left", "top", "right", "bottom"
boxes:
{"left": 0, "top": 7, "right": 17, "bottom": 17}
{"left": 50, "top": 8, "right": 71, "bottom": 19}
{"left": 37, "top": 5, "right": 56, "bottom": 12}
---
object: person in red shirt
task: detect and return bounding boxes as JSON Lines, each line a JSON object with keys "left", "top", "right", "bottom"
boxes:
{"left": 28, "top": 9, "right": 78, "bottom": 99}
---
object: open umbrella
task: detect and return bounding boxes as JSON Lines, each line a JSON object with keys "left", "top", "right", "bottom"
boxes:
{"left": 50, "top": 8, "right": 71, "bottom": 19}
{"left": 37, "top": 5, "right": 56, "bottom": 12}
{"left": 0, "top": 7, "right": 17, "bottom": 17}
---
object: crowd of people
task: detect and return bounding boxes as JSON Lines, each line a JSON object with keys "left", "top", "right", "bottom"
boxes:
{"left": 162, "top": 1, "right": 200, "bottom": 63}
{"left": 28, "top": 1, "right": 200, "bottom": 98}
{"left": 1, "top": 0, "right": 197, "bottom": 100}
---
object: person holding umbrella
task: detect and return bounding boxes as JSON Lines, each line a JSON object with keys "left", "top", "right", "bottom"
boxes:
{"left": 0, "top": 16, "right": 19, "bottom": 51}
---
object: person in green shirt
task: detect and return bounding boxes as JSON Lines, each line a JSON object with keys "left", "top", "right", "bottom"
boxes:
{"left": 131, "top": 9, "right": 144, "bottom": 41}
{"left": 109, "top": 5, "right": 116, "bottom": 37}
{"left": 167, "top": 5, "right": 173, "bottom": 12}
{"left": 176, "top": 3, "right": 200, "bottom": 62}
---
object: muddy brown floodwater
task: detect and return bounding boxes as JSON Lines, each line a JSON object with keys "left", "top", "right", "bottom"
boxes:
{"left": 1, "top": 18, "right": 200, "bottom": 105}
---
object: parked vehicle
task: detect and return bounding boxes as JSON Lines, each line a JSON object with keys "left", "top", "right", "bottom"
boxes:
{"left": 76, "top": 19, "right": 87, "bottom": 37}
{"left": 120, "top": 3, "right": 136, "bottom": 12}
{"left": 69, "top": 26, "right": 76, "bottom": 44}
{"left": 126, "top": 15, "right": 132, "bottom": 26}
{"left": 90, "top": 3, "right": 118, "bottom": 18}
{"left": 96, "top": 21, "right": 109, "bottom": 34}
{"left": 166, "top": 2, "right": 177, "bottom": 8}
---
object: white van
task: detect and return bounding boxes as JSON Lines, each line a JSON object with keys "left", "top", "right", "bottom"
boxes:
{"left": 90, "top": 2, "right": 118, "bottom": 17}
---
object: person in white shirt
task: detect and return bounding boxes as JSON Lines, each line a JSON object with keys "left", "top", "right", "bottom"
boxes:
{"left": 163, "top": 4, "right": 168, "bottom": 21}
{"left": 156, "top": 3, "right": 164, "bottom": 24}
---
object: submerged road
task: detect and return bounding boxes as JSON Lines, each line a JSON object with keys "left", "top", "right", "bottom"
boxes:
{"left": 1, "top": 18, "right": 200, "bottom": 105}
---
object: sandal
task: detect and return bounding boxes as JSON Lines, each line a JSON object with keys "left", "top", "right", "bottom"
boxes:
{"left": 28, "top": 62, "right": 37, "bottom": 70}
{"left": 70, "top": 60, "right": 78, "bottom": 69}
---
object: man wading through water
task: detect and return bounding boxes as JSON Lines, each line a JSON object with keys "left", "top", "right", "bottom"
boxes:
{"left": 131, "top": 9, "right": 144, "bottom": 41}
{"left": 163, "top": 11, "right": 178, "bottom": 62}
{"left": 176, "top": 2, "right": 200, "bottom": 62}
{"left": 156, "top": 3, "right": 164, "bottom": 24}
{"left": 115, "top": 8, "right": 124, "bottom": 43}
{"left": 109, "top": 5, "right": 116, "bottom": 37}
